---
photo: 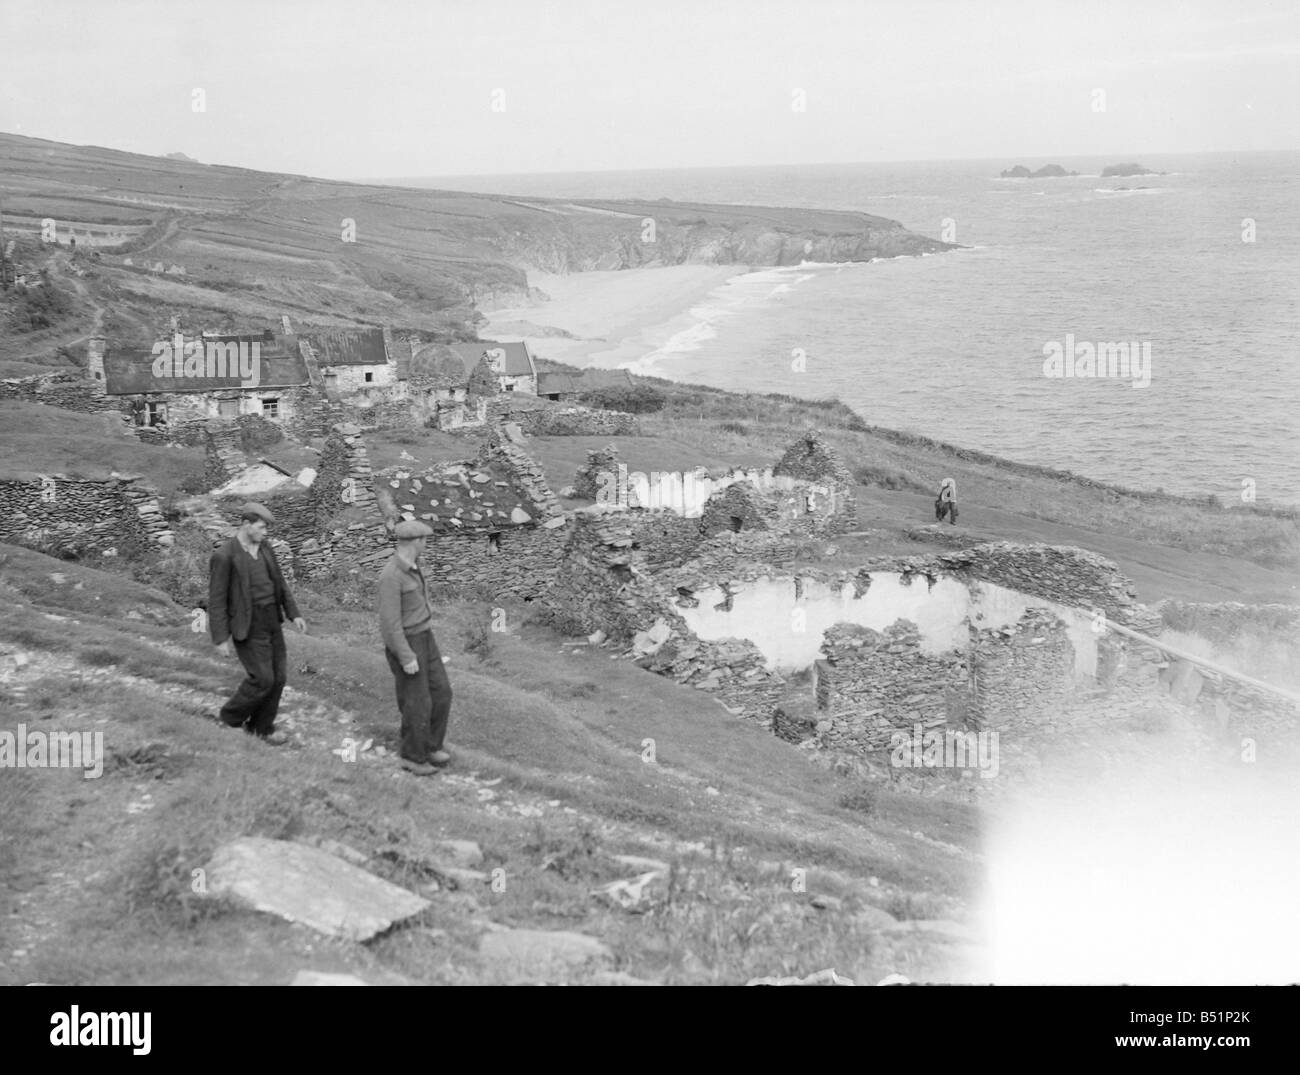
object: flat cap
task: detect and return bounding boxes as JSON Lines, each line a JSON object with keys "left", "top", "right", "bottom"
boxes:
{"left": 240, "top": 501, "right": 275, "bottom": 524}
{"left": 393, "top": 519, "right": 434, "bottom": 539}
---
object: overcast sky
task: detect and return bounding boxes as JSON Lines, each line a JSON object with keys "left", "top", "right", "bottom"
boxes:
{"left": 2, "top": 0, "right": 1296, "bottom": 179}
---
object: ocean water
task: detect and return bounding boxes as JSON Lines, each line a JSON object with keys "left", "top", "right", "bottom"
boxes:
{"left": 421, "top": 153, "right": 1300, "bottom": 504}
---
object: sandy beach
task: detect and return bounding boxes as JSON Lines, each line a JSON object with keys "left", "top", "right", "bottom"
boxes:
{"left": 481, "top": 265, "right": 739, "bottom": 371}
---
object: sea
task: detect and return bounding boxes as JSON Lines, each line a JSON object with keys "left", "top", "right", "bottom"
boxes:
{"left": 407, "top": 153, "right": 1300, "bottom": 505}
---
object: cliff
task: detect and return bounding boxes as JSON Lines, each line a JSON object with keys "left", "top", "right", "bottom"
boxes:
{"left": 0, "top": 133, "right": 956, "bottom": 344}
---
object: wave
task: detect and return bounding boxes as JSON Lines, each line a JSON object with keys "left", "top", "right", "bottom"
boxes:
{"left": 626, "top": 261, "right": 843, "bottom": 372}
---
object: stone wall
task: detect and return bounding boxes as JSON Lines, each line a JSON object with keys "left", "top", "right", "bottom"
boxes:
{"left": 574, "top": 446, "right": 622, "bottom": 501}
{"left": 0, "top": 474, "right": 174, "bottom": 558}
{"left": 698, "top": 481, "right": 782, "bottom": 537}
{"left": 476, "top": 434, "right": 564, "bottom": 523}
{"left": 540, "top": 510, "right": 681, "bottom": 640}
{"left": 863, "top": 542, "right": 1160, "bottom": 632}
{"left": 203, "top": 420, "right": 249, "bottom": 487}
{"left": 309, "top": 423, "right": 376, "bottom": 525}
{"left": 969, "top": 606, "right": 1077, "bottom": 730}
{"left": 772, "top": 430, "right": 857, "bottom": 535}
{"left": 810, "top": 621, "right": 971, "bottom": 752}
{"left": 499, "top": 403, "right": 640, "bottom": 437}
{"left": 622, "top": 510, "right": 708, "bottom": 569}
{"left": 347, "top": 395, "right": 422, "bottom": 432}
{"left": 0, "top": 370, "right": 114, "bottom": 415}
{"left": 637, "top": 634, "right": 788, "bottom": 721}
{"left": 420, "top": 524, "right": 569, "bottom": 599}
{"left": 432, "top": 397, "right": 489, "bottom": 432}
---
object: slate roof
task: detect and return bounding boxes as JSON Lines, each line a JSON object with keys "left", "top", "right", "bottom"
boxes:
{"left": 103, "top": 333, "right": 309, "bottom": 395}
{"left": 537, "top": 372, "right": 579, "bottom": 396}
{"left": 374, "top": 457, "right": 546, "bottom": 534}
{"left": 301, "top": 327, "right": 389, "bottom": 367}
{"left": 448, "top": 340, "right": 536, "bottom": 379}
{"left": 576, "top": 368, "right": 634, "bottom": 391}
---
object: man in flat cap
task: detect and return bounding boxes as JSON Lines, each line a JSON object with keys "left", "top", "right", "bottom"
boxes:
{"left": 208, "top": 502, "right": 306, "bottom": 745}
{"left": 378, "top": 519, "right": 453, "bottom": 776}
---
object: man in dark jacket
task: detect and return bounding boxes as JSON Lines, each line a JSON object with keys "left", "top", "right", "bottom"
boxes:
{"left": 209, "top": 501, "right": 306, "bottom": 744}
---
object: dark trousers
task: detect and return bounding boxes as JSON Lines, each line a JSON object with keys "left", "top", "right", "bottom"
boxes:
{"left": 219, "top": 603, "right": 287, "bottom": 736}
{"left": 385, "top": 629, "right": 452, "bottom": 762}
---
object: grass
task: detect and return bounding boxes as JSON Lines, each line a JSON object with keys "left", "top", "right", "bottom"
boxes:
{"left": 0, "top": 401, "right": 205, "bottom": 494}
{"left": 0, "top": 539, "right": 981, "bottom": 986}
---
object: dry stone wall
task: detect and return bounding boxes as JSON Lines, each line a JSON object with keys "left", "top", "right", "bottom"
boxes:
{"left": 698, "top": 481, "right": 782, "bottom": 537}
{"left": 969, "top": 606, "right": 1077, "bottom": 730}
{"left": 420, "top": 525, "right": 569, "bottom": 599}
{"left": 574, "top": 446, "right": 622, "bottom": 501}
{"left": 499, "top": 403, "right": 639, "bottom": 437}
{"left": 859, "top": 542, "right": 1159, "bottom": 632}
{"left": 0, "top": 370, "right": 114, "bottom": 415}
{"left": 772, "top": 430, "right": 857, "bottom": 535}
{"left": 0, "top": 474, "right": 174, "bottom": 558}
{"left": 809, "top": 621, "right": 972, "bottom": 751}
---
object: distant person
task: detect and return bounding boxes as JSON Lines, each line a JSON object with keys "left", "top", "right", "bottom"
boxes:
{"left": 377, "top": 520, "right": 453, "bottom": 776}
{"left": 935, "top": 478, "right": 958, "bottom": 525}
{"left": 208, "top": 502, "right": 306, "bottom": 745}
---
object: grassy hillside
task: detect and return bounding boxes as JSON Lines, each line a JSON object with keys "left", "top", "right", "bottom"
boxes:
{"left": 0, "top": 542, "right": 981, "bottom": 986}
{"left": 0, "top": 132, "right": 952, "bottom": 374}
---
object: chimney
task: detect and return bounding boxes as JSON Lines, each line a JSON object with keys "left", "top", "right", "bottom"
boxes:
{"left": 87, "top": 336, "right": 107, "bottom": 392}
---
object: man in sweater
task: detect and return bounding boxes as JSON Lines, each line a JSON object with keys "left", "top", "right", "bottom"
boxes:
{"left": 377, "top": 520, "right": 453, "bottom": 776}
{"left": 208, "top": 502, "right": 306, "bottom": 745}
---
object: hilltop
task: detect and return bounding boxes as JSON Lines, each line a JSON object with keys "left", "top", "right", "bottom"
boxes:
{"left": 0, "top": 131, "right": 954, "bottom": 376}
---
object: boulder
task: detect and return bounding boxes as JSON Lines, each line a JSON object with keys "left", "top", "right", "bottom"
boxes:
{"left": 203, "top": 837, "right": 429, "bottom": 941}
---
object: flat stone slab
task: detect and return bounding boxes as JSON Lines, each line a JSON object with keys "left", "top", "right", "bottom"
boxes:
{"left": 204, "top": 837, "right": 429, "bottom": 941}
{"left": 478, "top": 927, "right": 612, "bottom": 981}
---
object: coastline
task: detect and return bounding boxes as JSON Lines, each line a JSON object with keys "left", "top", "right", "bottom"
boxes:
{"left": 480, "top": 265, "right": 741, "bottom": 370}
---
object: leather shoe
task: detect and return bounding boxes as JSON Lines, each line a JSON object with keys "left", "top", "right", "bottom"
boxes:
{"left": 428, "top": 749, "right": 451, "bottom": 766}
{"left": 401, "top": 757, "right": 437, "bottom": 776}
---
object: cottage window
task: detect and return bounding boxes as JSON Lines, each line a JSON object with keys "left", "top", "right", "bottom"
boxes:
{"left": 364, "top": 371, "right": 374, "bottom": 382}
{"left": 324, "top": 373, "right": 338, "bottom": 391}
{"left": 146, "top": 401, "right": 167, "bottom": 427}
{"left": 487, "top": 532, "right": 501, "bottom": 554}
{"left": 729, "top": 515, "right": 743, "bottom": 532}
{"left": 218, "top": 399, "right": 239, "bottom": 418}
{"left": 504, "top": 383, "right": 515, "bottom": 392}
{"left": 262, "top": 397, "right": 280, "bottom": 418}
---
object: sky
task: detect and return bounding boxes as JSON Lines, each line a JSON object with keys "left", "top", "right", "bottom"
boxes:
{"left": 1, "top": 0, "right": 1297, "bottom": 179}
